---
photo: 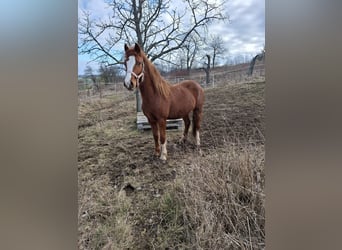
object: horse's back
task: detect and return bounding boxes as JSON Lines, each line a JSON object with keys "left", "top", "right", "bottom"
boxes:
{"left": 178, "top": 80, "right": 201, "bottom": 90}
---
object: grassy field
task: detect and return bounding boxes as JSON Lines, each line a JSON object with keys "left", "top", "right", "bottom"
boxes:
{"left": 78, "top": 81, "right": 265, "bottom": 249}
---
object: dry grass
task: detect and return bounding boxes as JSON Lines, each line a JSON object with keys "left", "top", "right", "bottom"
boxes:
{"left": 78, "top": 81, "right": 265, "bottom": 249}
{"left": 78, "top": 174, "right": 134, "bottom": 249}
{"left": 129, "top": 143, "right": 265, "bottom": 250}
{"left": 177, "top": 143, "right": 265, "bottom": 249}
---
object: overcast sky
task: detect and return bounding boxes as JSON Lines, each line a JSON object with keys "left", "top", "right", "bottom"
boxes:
{"left": 78, "top": 0, "right": 265, "bottom": 75}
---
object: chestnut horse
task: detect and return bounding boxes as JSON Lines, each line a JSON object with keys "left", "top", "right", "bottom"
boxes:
{"left": 123, "top": 43, "right": 204, "bottom": 161}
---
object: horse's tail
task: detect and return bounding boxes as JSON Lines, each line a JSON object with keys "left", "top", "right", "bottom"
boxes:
{"left": 192, "top": 87, "right": 204, "bottom": 138}
{"left": 192, "top": 110, "right": 198, "bottom": 137}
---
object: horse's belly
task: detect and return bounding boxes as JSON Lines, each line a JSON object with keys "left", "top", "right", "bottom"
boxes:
{"left": 168, "top": 105, "right": 194, "bottom": 119}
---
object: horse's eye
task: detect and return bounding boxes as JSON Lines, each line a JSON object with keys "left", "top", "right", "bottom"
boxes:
{"left": 136, "top": 62, "right": 141, "bottom": 66}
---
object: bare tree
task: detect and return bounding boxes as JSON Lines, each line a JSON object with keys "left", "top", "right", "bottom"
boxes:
{"left": 98, "top": 64, "right": 120, "bottom": 84}
{"left": 84, "top": 65, "right": 96, "bottom": 84}
{"left": 181, "top": 34, "right": 203, "bottom": 74}
{"left": 78, "top": 0, "right": 228, "bottom": 66}
{"left": 208, "top": 34, "right": 226, "bottom": 68}
{"left": 84, "top": 65, "right": 103, "bottom": 97}
{"left": 247, "top": 48, "right": 265, "bottom": 76}
{"left": 202, "top": 54, "right": 210, "bottom": 85}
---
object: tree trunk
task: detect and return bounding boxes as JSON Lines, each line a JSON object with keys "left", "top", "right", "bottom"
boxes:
{"left": 136, "top": 89, "right": 142, "bottom": 112}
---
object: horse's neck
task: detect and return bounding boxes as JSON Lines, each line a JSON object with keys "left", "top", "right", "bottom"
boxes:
{"left": 140, "top": 59, "right": 162, "bottom": 98}
{"left": 139, "top": 75, "right": 153, "bottom": 98}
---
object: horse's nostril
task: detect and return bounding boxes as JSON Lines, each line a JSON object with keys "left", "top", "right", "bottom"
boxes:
{"left": 127, "top": 83, "right": 133, "bottom": 90}
{"left": 124, "top": 82, "right": 132, "bottom": 90}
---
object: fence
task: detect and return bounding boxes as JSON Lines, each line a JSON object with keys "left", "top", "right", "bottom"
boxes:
{"left": 78, "top": 63, "right": 265, "bottom": 99}
{"left": 78, "top": 81, "right": 127, "bottom": 99}
{"left": 165, "top": 63, "right": 265, "bottom": 88}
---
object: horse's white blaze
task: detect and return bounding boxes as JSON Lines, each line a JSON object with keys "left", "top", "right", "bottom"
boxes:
{"left": 160, "top": 141, "right": 167, "bottom": 160}
{"left": 124, "top": 56, "right": 136, "bottom": 88}
{"left": 196, "top": 131, "right": 200, "bottom": 146}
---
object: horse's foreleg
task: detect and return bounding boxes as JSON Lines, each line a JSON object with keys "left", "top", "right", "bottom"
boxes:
{"left": 150, "top": 122, "right": 160, "bottom": 157}
{"left": 158, "top": 119, "right": 167, "bottom": 161}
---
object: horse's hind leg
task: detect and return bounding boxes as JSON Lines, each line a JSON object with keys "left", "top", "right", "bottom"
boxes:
{"left": 192, "top": 108, "right": 203, "bottom": 147}
{"left": 180, "top": 115, "right": 191, "bottom": 143}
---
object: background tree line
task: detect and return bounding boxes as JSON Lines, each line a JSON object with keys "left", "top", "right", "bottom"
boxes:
{"left": 79, "top": 0, "right": 229, "bottom": 77}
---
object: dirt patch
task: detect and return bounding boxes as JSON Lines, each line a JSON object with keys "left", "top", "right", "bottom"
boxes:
{"left": 201, "top": 81, "right": 265, "bottom": 148}
{"left": 78, "top": 81, "right": 265, "bottom": 249}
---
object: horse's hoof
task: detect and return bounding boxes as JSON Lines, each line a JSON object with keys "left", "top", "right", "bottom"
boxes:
{"left": 160, "top": 155, "right": 167, "bottom": 161}
{"left": 178, "top": 135, "right": 187, "bottom": 144}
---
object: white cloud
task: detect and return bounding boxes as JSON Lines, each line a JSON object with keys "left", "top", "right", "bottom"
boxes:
{"left": 214, "top": 0, "right": 265, "bottom": 57}
{"left": 78, "top": 0, "right": 112, "bottom": 20}
{"left": 78, "top": 0, "right": 265, "bottom": 74}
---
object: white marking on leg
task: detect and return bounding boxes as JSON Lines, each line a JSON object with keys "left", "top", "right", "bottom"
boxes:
{"left": 160, "top": 141, "right": 167, "bottom": 161}
{"left": 196, "top": 131, "right": 200, "bottom": 146}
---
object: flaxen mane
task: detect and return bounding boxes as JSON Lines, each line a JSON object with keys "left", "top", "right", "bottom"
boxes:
{"left": 141, "top": 52, "right": 171, "bottom": 98}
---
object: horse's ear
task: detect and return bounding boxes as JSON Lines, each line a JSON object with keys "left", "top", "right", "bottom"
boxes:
{"left": 124, "top": 44, "right": 129, "bottom": 52}
{"left": 134, "top": 43, "right": 141, "bottom": 54}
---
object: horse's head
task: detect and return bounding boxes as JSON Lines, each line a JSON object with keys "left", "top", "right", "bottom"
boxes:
{"left": 124, "top": 43, "right": 144, "bottom": 90}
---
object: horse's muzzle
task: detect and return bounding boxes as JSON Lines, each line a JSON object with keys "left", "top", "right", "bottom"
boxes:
{"left": 124, "top": 81, "right": 134, "bottom": 91}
